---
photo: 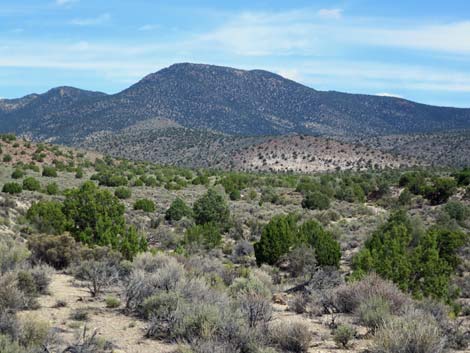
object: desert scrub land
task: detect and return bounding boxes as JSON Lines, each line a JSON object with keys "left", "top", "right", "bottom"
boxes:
{"left": 0, "top": 135, "right": 469, "bottom": 353}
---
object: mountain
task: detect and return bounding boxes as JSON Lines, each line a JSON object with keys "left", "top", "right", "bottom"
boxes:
{"left": 1, "top": 63, "right": 470, "bottom": 144}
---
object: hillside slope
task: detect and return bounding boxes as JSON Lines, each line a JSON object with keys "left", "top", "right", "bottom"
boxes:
{"left": 2, "top": 63, "right": 470, "bottom": 143}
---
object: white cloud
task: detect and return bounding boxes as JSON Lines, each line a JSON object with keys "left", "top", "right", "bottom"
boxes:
{"left": 376, "top": 93, "right": 404, "bottom": 99}
{"left": 70, "top": 13, "right": 111, "bottom": 26}
{"left": 199, "top": 9, "right": 470, "bottom": 57}
{"left": 138, "top": 24, "right": 160, "bottom": 31}
{"left": 317, "top": 8, "right": 342, "bottom": 20}
{"left": 277, "top": 69, "right": 303, "bottom": 82}
{"left": 56, "top": 0, "right": 77, "bottom": 6}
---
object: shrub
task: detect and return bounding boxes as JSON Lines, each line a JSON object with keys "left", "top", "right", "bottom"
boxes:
{"left": 334, "top": 273, "right": 408, "bottom": 314}
{"left": 22, "top": 177, "right": 41, "bottom": 192}
{"left": 371, "top": 308, "right": 446, "bottom": 353}
{"left": 26, "top": 200, "right": 67, "bottom": 234}
{"left": 301, "top": 192, "right": 330, "bottom": 210}
{"left": 298, "top": 220, "right": 340, "bottom": 268}
{"left": 333, "top": 324, "right": 355, "bottom": 348}
{"left": 3, "top": 154, "right": 12, "bottom": 162}
{"left": 425, "top": 177, "right": 457, "bottom": 205}
{"left": 70, "top": 308, "right": 89, "bottom": 321}
{"left": 92, "top": 171, "right": 129, "bottom": 187}
{"left": 443, "top": 201, "right": 469, "bottom": 223}
{"left": 193, "top": 189, "right": 230, "bottom": 226}
{"left": 114, "top": 186, "right": 132, "bottom": 199}
{"left": 398, "top": 188, "right": 413, "bottom": 206}
{"left": 105, "top": 295, "right": 121, "bottom": 308}
{"left": 16, "top": 271, "right": 39, "bottom": 308}
{"left": 41, "top": 166, "right": 57, "bottom": 177}
{"left": 165, "top": 198, "right": 192, "bottom": 222}
{"left": 63, "top": 181, "right": 147, "bottom": 258}
{"left": 357, "top": 296, "right": 391, "bottom": 332}
{"left": 142, "top": 291, "right": 179, "bottom": 320}
{"left": 75, "top": 168, "right": 84, "bottom": 179}
{"left": 29, "top": 265, "right": 52, "bottom": 294}
{"left": 352, "top": 210, "right": 467, "bottom": 301}
{"left": 134, "top": 198, "right": 156, "bottom": 212}
{"left": 282, "top": 244, "right": 317, "bottom": 278}
{"left": 229, "top": 189, "right": 241, "bottom": 201}
{"left": 238, "top": 293, "right": 272, "bottom": 328}
{"left": 28, "top": 234, "right": 78, "bottom": 269}
{"left": 74, "top": 259, "right": 119, "bottom": 297}
{"left": 0, "top": 334, "right": 22, "bottom": 353}
{"left": 45, "top": 182, "right": 59, "bottom": 195}
{"left": 270, "top": 321, "right": 311, "bottom": 353}
{"left": 2, "top": 182, "right": 22, "bottom": 194}
{"left": 11, "top": 169, "right": 25, "bottom": 179}
{"left": 184, "top": 223, "right": 222, "bottom": 251}
{"left": 0, "top": 273, "right": 25, "bottom": 312}
{"left": 0, "top": 237, "right": 30, "bottom": 273}
{"left": 254, "top": 214, "right": 297, "bottom": 266}
{"left": 18, "top": 315, "right": 50, "bottom": 348}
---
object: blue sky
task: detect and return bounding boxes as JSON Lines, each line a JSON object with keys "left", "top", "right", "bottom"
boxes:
{"left": 1, "top": 0, "right": 470, "bottom": 107}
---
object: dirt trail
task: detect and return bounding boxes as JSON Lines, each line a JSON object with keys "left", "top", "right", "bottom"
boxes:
{"left": 21, "top": 273, "right": 175, "bottom": 353}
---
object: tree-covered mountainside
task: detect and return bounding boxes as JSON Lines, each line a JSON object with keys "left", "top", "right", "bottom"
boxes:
{"left": 2, "top": 63, "right": 470, "bottom": 143}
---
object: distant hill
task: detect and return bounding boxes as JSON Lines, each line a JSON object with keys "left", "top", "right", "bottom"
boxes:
{"left": 2, "top": 63, "right": 470, "bottom": 144}
{"left": 83, "top": 120, "right": 417, "bottom": 172}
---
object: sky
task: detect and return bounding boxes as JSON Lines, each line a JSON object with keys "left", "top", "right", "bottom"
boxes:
{"left": 1, "top": 0, "right": 470, "bottom": 107}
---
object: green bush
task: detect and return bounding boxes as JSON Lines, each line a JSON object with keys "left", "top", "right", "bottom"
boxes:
{"left": 63, "top": 181, "right": 147, "bottom": 259}
{"left": 254, "top": 215, "right": 341, "bottom": 268}
{"left": 3, "top": 154, "right": 12, "bottom": 162}
{"left": 75, "top": 168, "right": 84, "bottom": 179}
{"left": 298, "top": 220, "right": 340, "bottom": 268}
{"left": 453, "top": 167, "right": 470, "bottom": 186}
{"left": 22, "top": 177, "right": 41, "bottom": 191}
{"left": 26, "top": 200, "right": 67, "bottom": 234}
{"left": 301, "top": 191, "right": 330, "bottom": 210}
{"left": 425, "top": 177, "right": 457, "bottom": 205}
{"left": 41, "top": 166, "right": 57, "bottom": 177}
{"left": 114, "top": 186, "right": 132, "bottom": 199}
{"left": 353, "top": 210, "right": 468, "bottom": 301}
{"left": 184, "top": 223, "right": 222, "bottom": 250}
{"left": 193, "top": 189, "right": 230, "bottom": 226}
{"left": 333, "top": 324, "right": 355, "bottom": 348}
{"left": 254, "top": 214, "right": 297, "bottom": 266}
{"left": 11, "top": 169, "right": 25, "bottom": 179}
{"left": 45, "top": 182, "right": 59, "bottom": 195}
{"left": 134, "top": 198, "right": 156, "bottom": 212}
{"left": 93, "top": 172, "right": 128, "bottom": 187}
{"left": 165, "top": 198, "right": 192, "bottom": 222}
{"left": 2, "top": 182, "right": 22, "bottom": 194}
{"left": 443, "top": 201, "right": 469, "bottom": 222}
{"left": 229, "top": 189, "right": 241, "bottom": 201}
{"left": 105, "top": 295, "right": 121, "bottom": 308}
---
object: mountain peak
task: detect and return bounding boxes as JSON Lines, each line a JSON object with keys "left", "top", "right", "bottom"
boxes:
{"left": 1, "top": 62, "right": 470, "bottom": 143}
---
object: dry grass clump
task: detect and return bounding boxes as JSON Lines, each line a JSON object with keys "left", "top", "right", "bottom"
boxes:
{"left": 371, "top": 308, "right": 446, "bottom": 353}
{"left": 334, "top": 273, "right": 409, "bottom": 314}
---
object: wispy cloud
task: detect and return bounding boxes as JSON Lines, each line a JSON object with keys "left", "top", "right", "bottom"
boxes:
{"left": 70, "top": 13, "right": 110, "bottom": 26}
{"left": 376, "top": 92, "right": 404, "bottom": 99}
{"left": 56, "top": 0, "right": 78, "bottom": 6}
{"left": 317, "top": 8, "right": 342, "bottom": 20}
{"left": 138, "top": 24, "right": 160, "bottom": 31}
{"left": 199, "top": 9, "right": 470, "bottom": 56}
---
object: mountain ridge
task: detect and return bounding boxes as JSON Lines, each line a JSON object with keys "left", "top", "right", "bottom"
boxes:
{"left": 1, "top": 62, "right": 470, "bottom": 144}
